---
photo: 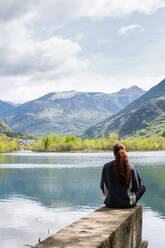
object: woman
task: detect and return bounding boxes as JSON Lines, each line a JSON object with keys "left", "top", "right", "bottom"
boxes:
{"left": 100, "top": 143, "right": 145, "bottom": 208}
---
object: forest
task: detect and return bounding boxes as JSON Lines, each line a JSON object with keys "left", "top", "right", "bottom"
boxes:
{"left": 1, "top": 132, "right": 165, "bottom": 153}
{"left": 24, "top": 133, "right": 165, "bottom": 152}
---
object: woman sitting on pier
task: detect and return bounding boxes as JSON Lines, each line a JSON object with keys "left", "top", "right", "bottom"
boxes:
{"left": 100, "top": 143, "right": 145, "bottom": 208}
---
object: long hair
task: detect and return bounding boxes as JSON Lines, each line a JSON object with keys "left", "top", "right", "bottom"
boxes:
{"left": 113, "top": 143, "right": 131, "bottom": 185}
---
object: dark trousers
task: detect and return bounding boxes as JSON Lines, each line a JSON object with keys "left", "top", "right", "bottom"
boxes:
{"left": 136, "top": 185, "right": 146, "bottom": 203}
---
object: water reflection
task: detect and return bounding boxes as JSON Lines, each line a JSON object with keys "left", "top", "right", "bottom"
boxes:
{"left": 0, "top": 197, "right": 93, "bottom": 247}
{"left": 138, "top": 166, "right": 165, "bottom": 218}
{"left": 0, "top": 151, "right": 165, "bottom": 248}
{"left": 0, "top": 168, "right": 103, "bottom": 207}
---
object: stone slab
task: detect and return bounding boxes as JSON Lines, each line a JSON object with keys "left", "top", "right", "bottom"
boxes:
{"left": 138, "top": 240, "right": 148, "bottom": 248}
{"left": 34, "top": 205, "right": 142, "bottom": 248}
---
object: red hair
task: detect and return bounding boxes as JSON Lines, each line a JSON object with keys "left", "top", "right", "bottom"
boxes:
{"left": 113, "top": 143, "right": 131, "bottom": 185}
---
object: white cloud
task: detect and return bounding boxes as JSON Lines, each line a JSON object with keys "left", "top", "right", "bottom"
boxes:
{"left": 74, "top": 0, "right": 165, "bottom": 18}
{"left": 0, "top": 68, "right": 164, "bottom": 103}
{"left": 0, "top": 0, "right": 32, "bottom": 22}
{"left": 56, "top": 73, "right": 164, "bottom": 93}
{"left": 119, "top": 24, "right": 143, "bottom": 35}
{"left": 0, "top": 17, "right": 164, "bottom": 104}
{"left": 0, "top": 0, "right": 165, "bottom": 23}
{"left": 0, "top": 20, "right": 88, "bottom": 77}
{"left": 0, "top": 17, "right": 89, "bottom": 103}
{"left": 0, "top": 0, "right": 164, "bottom": 103}
{"left": 74, "top": 33, "right": 86, "bottom": 42}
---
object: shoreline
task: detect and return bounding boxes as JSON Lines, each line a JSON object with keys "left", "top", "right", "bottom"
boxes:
{"left": 3, "top": 148, "right": 165, "bottom": 153}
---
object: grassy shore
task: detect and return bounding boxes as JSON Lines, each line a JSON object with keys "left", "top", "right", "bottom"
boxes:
{"left": 24, "top": 133, "right": 165, "bottom": 152}
{"left": 2, "top": 132, "right": 165, "bottom": 153}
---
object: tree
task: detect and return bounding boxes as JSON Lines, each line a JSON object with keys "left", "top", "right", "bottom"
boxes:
{"left": 108, "top": 133, "right": 119, "bottom": 148}
{"left": 44, "top": 137, "right": 51, "bottom": 149}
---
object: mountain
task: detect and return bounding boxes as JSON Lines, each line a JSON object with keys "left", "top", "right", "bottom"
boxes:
{"left": 1, "top": 86, "right": 145, "bottom": 136}
{"left": 0, "top": 118, "right": 13, "bottom": 135}
{"left": 0, "top": 100, "right": 17, "bottom": 136}
{"left": 0, "top": 100, "right": 35, "bottom": 138}
{"left": 0, "top": 100, "right": 15, "bottom": 116}
{"left": 84, "top": 78, "right": 165, "bottom": 138}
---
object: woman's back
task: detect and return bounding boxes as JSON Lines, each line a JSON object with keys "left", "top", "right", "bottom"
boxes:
{"left": 100, "top": 143, "right": 145, "bottom": 208}
{"left": 100, "top": 160, "right": 134, "bottom": 208}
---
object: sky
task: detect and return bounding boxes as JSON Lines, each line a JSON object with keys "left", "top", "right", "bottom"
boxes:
{"left": 0, "top": 0, "right": 165, "bottom": 103}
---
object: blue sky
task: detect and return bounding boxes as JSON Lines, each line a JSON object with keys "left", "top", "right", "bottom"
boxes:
{"left": 0, "top": 0, "right": 164, "bottom": 103}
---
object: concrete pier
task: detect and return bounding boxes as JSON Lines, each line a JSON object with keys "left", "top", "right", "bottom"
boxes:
{"left": 34, "top": 204, "right": 148, "bottom": 248}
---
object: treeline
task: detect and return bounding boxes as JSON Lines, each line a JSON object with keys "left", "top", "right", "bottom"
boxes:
{"left": 0, "top": 134, "right": 20, "bottom": 153}
{"left": 1, "top": 132, "right": 165, "bottom": 153}
{"left": 25, "top": 133, "right": 165, "bottom": 152}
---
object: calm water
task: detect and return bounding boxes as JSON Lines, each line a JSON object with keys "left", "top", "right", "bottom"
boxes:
{"left": 0, "top": 151, "right": 165, "bottom": 247}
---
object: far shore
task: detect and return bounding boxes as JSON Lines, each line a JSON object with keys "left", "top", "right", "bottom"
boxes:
{"left": 11, "top": 148, "right": 165, "bottom": 153}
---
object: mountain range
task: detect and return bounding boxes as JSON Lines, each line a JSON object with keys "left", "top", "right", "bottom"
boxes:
{"left": 84, "top": 78, "right": 165, "bottom": 138}
{"left": 0, "top": 86, "right": 145, "bottom": 136}
{"left": 0, "top": 100, "right": 15, "bottom": 116}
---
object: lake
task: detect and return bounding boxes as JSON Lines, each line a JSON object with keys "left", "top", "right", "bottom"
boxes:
{"left": 0, "top": 151, "right": 165, "bottom": 247}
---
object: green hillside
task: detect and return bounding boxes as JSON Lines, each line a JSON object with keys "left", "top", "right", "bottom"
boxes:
{"left": 2, "top": 87, "right": 145, "bottom": 136}
{"left": 84, "top": 78, "right": 165, "bottom": 138}
{"left": 0, "top": 118, "right": 35, "bottom": 140}
{"left": 0, "top": 118, "right": 13, "bottom": 135}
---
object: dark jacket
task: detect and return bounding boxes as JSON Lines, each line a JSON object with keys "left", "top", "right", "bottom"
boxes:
{"left": 100, "top": 160, "right": 141, "bottom": 208}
